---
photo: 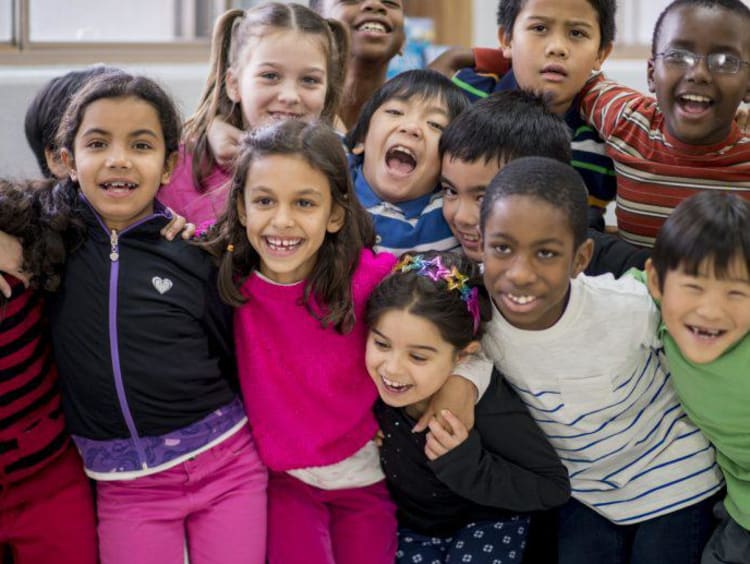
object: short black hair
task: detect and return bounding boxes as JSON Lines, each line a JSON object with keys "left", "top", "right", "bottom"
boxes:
{"left": 480, "top": 156, "right": 589, "bottom": 248}
{"left": 497, "top": 0, "right": 617, "bottom": 48}
{"left": 651, "top": 192, "right": 750, "bottom": 291}
{"left": 439, "top": 90, "right": 571, "bottom": 166}
{"left": 346, "top": 69, "right": 469, "bottom": 151}
{"left": 24, "top": 65, "right": 118, "bottom": 177}
{"left": 651, "top": 0, "right": 750, "bottom": 56}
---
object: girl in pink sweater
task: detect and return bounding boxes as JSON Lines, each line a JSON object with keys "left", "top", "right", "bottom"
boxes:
{"left": 204, "top": 119, "right": 396, "bottom": 564}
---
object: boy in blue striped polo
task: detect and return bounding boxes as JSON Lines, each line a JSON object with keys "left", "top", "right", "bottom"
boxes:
{"left": 346, "top": 69, "right": 468, "bottom": 256}
{"left": 479, "top": 156, "right": 723, "bottom": 564}
{"left": 452, "top": 0, "right": 618, "bottom": 231}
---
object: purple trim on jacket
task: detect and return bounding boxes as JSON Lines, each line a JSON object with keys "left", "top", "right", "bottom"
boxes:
{"left": 72, "top": 397, "right": 245, "bottom": 475}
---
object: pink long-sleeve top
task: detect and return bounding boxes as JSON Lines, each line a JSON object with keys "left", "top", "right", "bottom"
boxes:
{"left": 158, "top": 146, "right": 232, "bottom": 227}
{"left": 234, "top": 249, "right": 396, "bottom": 471}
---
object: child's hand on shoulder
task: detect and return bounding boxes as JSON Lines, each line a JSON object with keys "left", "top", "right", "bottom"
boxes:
{"left": 736, "top": 106, "right": 750, "bottom": 135}
{"left": 161, "top": 211, "right": 196, "bottom": 241}
{"left": 208, "top": 117, "right": 243, "bottom": 170}
{"left": 413, "top": 374, "right": 476, "bottom": 433}
{"left": 0, "top": 230, "right": 28, "bottom": 298}
{"left": 424, "top": 410, "right": 469, "bottom": 460}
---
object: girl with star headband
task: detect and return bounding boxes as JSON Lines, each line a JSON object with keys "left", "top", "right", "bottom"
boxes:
{"left": 366, "top": 250, "right": 570, "bottom": 564}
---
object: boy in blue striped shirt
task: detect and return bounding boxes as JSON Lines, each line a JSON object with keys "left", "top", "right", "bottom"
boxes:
{"left": 346, "top": 70, "right": 468, "bottom": 255}
{"left": 479, "top": 156, "right": 723, "bottom": 564}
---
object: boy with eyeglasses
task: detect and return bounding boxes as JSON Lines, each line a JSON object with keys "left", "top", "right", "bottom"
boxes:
{"left": 579, "top": 0, "right": 750, "bottom": 247}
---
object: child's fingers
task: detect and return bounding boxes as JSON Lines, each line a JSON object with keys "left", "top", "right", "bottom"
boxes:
{"left": 440, "top": 410, "right": 469, "bottom": 442}
{"left": 427, "top": 416, "right": 455, "bottom": 446}
{"left": 374, "top": 429, "right": 385, "bottom": 447}
{"left": 412, "top": 407, "right": 435, "bottom": 433}
{"left": 0, "top": 274, "right": 11, "bottom": 298}
{"left": 180, "top": 223, "right": 196, "bottom": 240}
{"left": 424, "top": 432, "right": 446, "bottom": 460}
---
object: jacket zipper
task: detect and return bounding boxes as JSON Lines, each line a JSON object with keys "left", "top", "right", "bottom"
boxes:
{"left": 108, "top": 229, "right": 148, "bottom": 470}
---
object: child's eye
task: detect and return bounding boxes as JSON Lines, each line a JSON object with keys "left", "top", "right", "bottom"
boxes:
{"left": 530, "top": 24, "right": 547, "bottom": 33}
{"left": 383, "top": 0, "right": 402, "bottom": 8}
{"left": 296, "top": 199, "right": 316, "bottom": 208}
{"left": 570, "top": 29, "right": 589, "bottom": 39}
{"left": 260, "top": 72, "right": 279, "bottom": 81}
{"left": 253, "top": 197, "right": 274, "bottom": 207}
{"left": 683, "top": 283, "right": 703, "bottom": 292}
{"left": 493, "top": 244, "right": 512, "bottom": 255}
{"left": 442, "top": 186, "right": 457, "bottom": 199}
{"left": 537, "top": 249, "right": 558, "bottom": 259}
{"left": 427, "top": 120, "right": 445, "bottom": 131}
{"left": 86, "top": 140, "right": 106, "bottom": 149}
{"left": 302, "top": 75, "right": 323, "bottom": 86}
{"left": 409, "top": 353, "right": 428, "bottom": 363}
{"left": 133, "top": 141, "right": 153, "bottom": 151}
{"left": 476, "top": 193, "right": 485, "bottom": 203}
{"left": 728, "top": 289, "right": 749, "bottom": 299}
{"left": 383, "top": 108, "right": 403, "bottom": 117}
{"left": 373, "top": 338, "right": 390, "bottom": 350}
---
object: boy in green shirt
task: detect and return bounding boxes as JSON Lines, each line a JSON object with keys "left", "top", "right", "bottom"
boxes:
{"left": 643, "top": 192, "right": 750, "bottom": 564}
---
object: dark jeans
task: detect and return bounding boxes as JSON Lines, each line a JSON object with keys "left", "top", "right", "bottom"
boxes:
{"left": 558, "top": 495, "right": 718, "bottom": 564}
{"left": 701, "top": 501, "right": 750, "bottom": 564}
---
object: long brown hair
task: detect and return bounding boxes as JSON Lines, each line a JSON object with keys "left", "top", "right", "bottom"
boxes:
{"left": 202, "top": 119, "right": 375, "bottom": 334}
{"left": 183, "top": 3, "right": 349, "bottom": 192}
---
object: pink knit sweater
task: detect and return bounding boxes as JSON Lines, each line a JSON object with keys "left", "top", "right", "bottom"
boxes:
{"left": 234, "top": 249, "right": 396, "bottom": 471}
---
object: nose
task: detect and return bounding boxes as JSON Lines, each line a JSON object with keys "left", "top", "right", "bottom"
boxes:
{"left": 398, "top": 119, "right": 423, "bottom": 139}
{"left": 685, "top": 56, "right": 712, "bottom": 84}
{"left": 105, "top": 145, "right": 131, "bottom": 168}
{"left": 277, "top": 79, "right": 301, "bottom": 105}
{"left": 506, "top": 254, "right": 537, "bottom": 287}
{"left": 454, "top": 199, "right": 478, "bottom": 230}
{"left": 361, "top": 0, "right": 386, "bottom": 14}
{"left": 545, "top": 33, "right": 569, "bottom": 59}
{"left": 271, "top": 204, "right": 295, "bottom": 228}
{"left": 382, "top": 352, "right": 402, "bottom": 378}
{"left": 694, "top": 296, "right": 723, "bottom": 321}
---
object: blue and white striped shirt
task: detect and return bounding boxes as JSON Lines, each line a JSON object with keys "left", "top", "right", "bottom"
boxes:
{"left": 481, "top": 273, "right": 723, "bottom": 524}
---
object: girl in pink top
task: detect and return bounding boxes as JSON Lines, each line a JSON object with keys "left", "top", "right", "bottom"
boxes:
{"left": 204, "top": 119, "right": 396, "bottom": 564}
{"left": 158, "top": 3, "right": 348, "bottom": 226}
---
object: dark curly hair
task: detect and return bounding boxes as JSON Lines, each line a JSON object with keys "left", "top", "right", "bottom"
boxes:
{"left": 0, "top": 179, "right": 85, "bottom": 295}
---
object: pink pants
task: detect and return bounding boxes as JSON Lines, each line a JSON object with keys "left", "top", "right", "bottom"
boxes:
{"left": 0, "top": 445, "right": 97, "bottom": 564}
{"left": 267, "top": 471, "right": 397, "bottom": 564}
{"left": 97, "top": 425, "right": 268, "bottom": 564}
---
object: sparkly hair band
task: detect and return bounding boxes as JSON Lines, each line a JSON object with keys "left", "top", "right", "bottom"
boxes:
{"left": 393, "top": 254, "right": 481, "bottom": 335}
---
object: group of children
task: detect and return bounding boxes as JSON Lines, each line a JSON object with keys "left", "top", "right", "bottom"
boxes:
{"left": 0, "top": 0, "right": 748, "bottom": 563}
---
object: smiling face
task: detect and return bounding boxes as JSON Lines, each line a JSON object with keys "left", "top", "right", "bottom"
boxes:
{"left": 499, "top": 0, "right": 611, "bottom": 115}
{"left": 366, "top": 308, "right": 464, "bottom": 411}
{"left": 647, "top": 5, "right": 750, "bottom": 145}
{"left": 647, "top": 257, "right": 750, "bottom": 364}
{"left": 441, "top": 154, "right": 502, "bottom": 263}
{"left": 319, "top": 0, "right": 405, "bottom": 64}
{"left": 482, "top": 195, "right": 591, "bottom": 330}
{"left": 238, "top": 153, "right": 344, "bottom": 284}
{"left": 64, "top": 96, "right": 174, "bottom": 232}
{"left": 226, "top": 29, "right": 328, "bottom": 129}
{"left": 356, "top": 95, "right": 449, "bottom": 203}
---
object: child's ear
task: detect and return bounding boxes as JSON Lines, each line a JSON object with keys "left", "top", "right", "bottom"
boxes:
{"left": 644, "top": 258, "right": 663, "bottom": 301}
{"left": 326, "top": 203, "right": 345, "bottom": 234}
{"left": 458, "top": 340, "right": 481, "bottom": 360}
{"left": 60, "top": 148, "right": 77, "bottom": 182}
{"left": 497, "top": 26, "right": 513, "bottom": 58}
{"left": 44, "top": 147, "right": 68, "bottom": 179}
{"left": 160, "top": 152, "right": 179, "bottom": 185}
{"left": 351, "top": 142, "right": 364, "bottom": 156}
{"left": 647, "top": 58, "right": 656, "bottom": 93}
{"left": 225, "top": 69, "right": 241, "bottom": 103}
{"left": 236, "top": 196, "right": 247, "bottom": 227}
{"left": 593, "top": 42, "right": 614, "bottom": 72}
{"left": 572, "top": 237, "right": 594, "bottom": 277}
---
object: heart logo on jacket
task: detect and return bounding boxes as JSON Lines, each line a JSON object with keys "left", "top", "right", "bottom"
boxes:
{"left": 152, "top": 276, "right": 173, "bottom": 295}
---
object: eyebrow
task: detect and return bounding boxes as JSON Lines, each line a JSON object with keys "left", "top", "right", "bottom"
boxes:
{"left": 248, "top": 186, "right": 324, "bottom": 197}
{"left": 485, "top": 232, "right": 565, "bottom": 246}
{"left": 372, "top": 328, "right": 439, "bottom": 352}
{"left": 80, "top": 127, "right": 159, "bottom": 138}
{"left": 524, "top": 14, "right": 596, "bottom": 29}
{"left": 257, "top": 61, "right": 325, "bottom": 73}
{"left": 440, "top": 176, "right": 486, "bottom": 193}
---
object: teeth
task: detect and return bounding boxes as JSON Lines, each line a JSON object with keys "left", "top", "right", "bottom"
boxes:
{"left": 266, "top": 237, "right": 301, "bottom": 248}
{"left": 688, "top": 325, "right": 723, "bottom": 337}
{"left": 390, "top": 145, "right": 415, "bottom": 159}
{"left": 358, "top": 22, "right": 387, "bottom": 33}
{"left": 382, "top": 375, "right": 410, "bottom": 390}
{"left": 681, "top": 94, "right": 711, "bottom": 103}
{"left": 507, "top": 293, "right": 535, "bottom": 305}
{"left": 104, "top": 181, "right": 136, "bottom": 189}
{"left": 461, "top": 233, "right": 479, "bottom": 242}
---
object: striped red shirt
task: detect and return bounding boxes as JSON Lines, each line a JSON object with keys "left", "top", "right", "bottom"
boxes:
{"left": 0, "top": 278, "right": 69, "bottom": 486}
{"left": 580, "top": 74, "right": 750, "bottom": 247}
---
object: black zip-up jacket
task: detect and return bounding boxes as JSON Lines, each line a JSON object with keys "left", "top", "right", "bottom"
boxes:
{"left": 48, "top": 198, "right": 236, "bottom": 443}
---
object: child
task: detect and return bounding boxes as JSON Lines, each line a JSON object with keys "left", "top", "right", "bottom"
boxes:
{"left": 24, "top": 65, "right": 118, "bottom": 179}
{"left": 203, "top": 119, "right": 487, "bottom": 564}
{"left": 452, "top": 0, "right": 618, "bottom": 231}
{"left": 46, "top": 71, "right": 267, "bottom": 564}
{"left": 642, "top": 192, "right": 750, "bottom": 564}
{"left": 366, "top": 250, "right": 570, "bottom": 564}
{"left": 309, "top": 0, "right": 405, "bottom": 130}
{"left": 579, "top": 0, "right": 750, "bottom": 247}
{"left": 478, "top": 156, "right": 723, "bottom": 563}
{"left": 346, "top": 69, "right": 469, "bottom": 255}
{"left": 159, "top": 2, "right": 348, "bottom": 225}
{"left": 0, "top": 182, "right": 97, "bottom": 564}
{"left": 440, "top": 89, "right": 649, "bottom": 275}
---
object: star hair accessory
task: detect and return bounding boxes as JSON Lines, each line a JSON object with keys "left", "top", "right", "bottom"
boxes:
{"left": 393, "top": 255, "right": 481, "bottom": 334}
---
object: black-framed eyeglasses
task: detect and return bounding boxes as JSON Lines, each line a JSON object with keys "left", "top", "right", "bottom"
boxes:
{"left": 654, "top": 49, "right": 750, "bottom": 74}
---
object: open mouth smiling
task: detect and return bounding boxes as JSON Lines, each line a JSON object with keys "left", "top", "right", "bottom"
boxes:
{"left": 385, "top": 145, "right": 417, "bottom": 176}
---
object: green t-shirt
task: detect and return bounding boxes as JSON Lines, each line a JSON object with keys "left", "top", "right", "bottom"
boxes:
{"left": 629, "top": 268, "right": 750, "bottom": 530}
